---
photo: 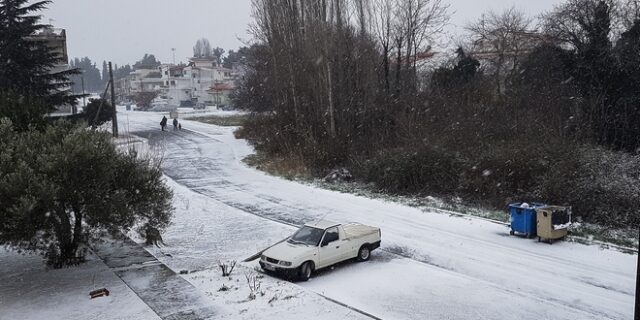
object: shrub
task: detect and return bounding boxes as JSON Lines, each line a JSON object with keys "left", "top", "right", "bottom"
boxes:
{"left": 0, "top": 119, "right": 173, "bottom": 267}
{"left": 535, "top": 146, "right": 640, "bottom": 228}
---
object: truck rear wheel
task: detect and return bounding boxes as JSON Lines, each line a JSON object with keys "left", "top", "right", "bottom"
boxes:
{"left": 357, "top": 245, "right": 371, "bottom": 262}
{"left": 298, "top": 261, "right": 313, "bottom": 281}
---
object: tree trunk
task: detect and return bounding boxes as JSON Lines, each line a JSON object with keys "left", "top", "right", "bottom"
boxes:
{"left": 383, "top": 44, "right": 390, "bottom": 93}
{"left": 395, "top": 37, "right": 403, "bottom": 95}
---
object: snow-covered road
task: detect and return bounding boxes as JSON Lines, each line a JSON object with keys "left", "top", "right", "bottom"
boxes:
{"left": 120, "top": 110, "right": 636, "bottom": 320}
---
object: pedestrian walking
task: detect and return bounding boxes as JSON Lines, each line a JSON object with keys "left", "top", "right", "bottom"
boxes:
{"left": 173, "top": 118, "right": 178, "bottom": 131}
{"left": 160, "top": 116, "right": 167, "bottom": 131}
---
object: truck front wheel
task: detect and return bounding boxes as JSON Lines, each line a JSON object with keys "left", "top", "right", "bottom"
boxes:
{"left": 298, "top": 261, "right": 314, "bottom": 281}
{"left": 357, "top": 245, "right": 371, "bottom": 262}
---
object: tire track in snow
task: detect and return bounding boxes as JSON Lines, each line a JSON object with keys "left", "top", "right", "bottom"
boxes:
{"left": 180, "top": 184, "right": 614, "bottom": 320}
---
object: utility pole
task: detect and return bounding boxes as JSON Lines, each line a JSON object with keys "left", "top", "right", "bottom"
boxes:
{"left": 81, "top": 75, "right": 86, "bottom": 109}
{"left": 635, "top": 229, "right": 639, "bottom": 320}
{"left": 109, "top": 62, "right": 118, "bottom": 138}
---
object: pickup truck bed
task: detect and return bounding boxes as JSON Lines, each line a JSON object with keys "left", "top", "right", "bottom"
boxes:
{"left": 343, "top": 223, "right": 380, "bottom": 239}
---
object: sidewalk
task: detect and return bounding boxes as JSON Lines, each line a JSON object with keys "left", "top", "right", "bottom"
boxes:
{"left": 92, "top": 236, "right": 218, "bottom": 320}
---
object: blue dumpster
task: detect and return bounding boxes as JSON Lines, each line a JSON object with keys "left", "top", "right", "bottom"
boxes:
{"left": 509, "top": 202, "right": 546, "bottom": 238}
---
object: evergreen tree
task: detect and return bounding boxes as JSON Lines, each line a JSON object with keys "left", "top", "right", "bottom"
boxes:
{"left": 68, "top": 57, "right": 102, "bottom": 93}
{"left": 616, "top": 19, "right": 640, "bottom": 96}
{"left": 0, "top": 0, "right": 79, "bottom": 112}
{"left": 133, "top": 54, "right": 160, "bottom": 70}
{"left": 431, "top": 48, "right": 480, "bottom": 90}
{"left": 223, "top": 47, "right": 249, "bottom": 69}
{"left": 611, "top": 19, "right": 640, "bottom": 150}
{"left": 114, "top": 64, "right": 132, "bottom": 80}
{"left": 575, "top": 1, "right": 616, "bottom": 97}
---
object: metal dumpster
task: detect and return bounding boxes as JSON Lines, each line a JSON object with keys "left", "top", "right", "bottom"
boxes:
{"left": 509, "top": 202, "right": 546, "bottom": 238}
{"left": 536, "top": 206, "right": 571, "bottom": 244}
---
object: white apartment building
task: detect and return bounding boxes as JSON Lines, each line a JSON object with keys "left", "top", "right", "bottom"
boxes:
{"left": 119, "top": 56, "right": 236, "bottom": 107}
{"left": 158, "top": 57, "right": 234, "bottom": 107}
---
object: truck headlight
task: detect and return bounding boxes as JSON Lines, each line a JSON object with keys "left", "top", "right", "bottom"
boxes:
{"left": 278, "top": 261, "right": 292, "bottom": 266}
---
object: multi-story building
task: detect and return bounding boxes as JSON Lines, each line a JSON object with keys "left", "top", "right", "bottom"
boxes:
{"left": 118, "top": 56, "right": 237, "bottom": 108}
{"left": 158, "top": 57, "right": 235, "bottom": 107}
{"left": 29, "top": 27, "right": 69, "bottom": 74}
{"left": 29, "top": 27, "right": 73, "bottom": 112}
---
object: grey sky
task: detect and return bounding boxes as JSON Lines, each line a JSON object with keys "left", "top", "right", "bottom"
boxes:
{"left": 43, "top": 0, "right": 564, "bottom": 66}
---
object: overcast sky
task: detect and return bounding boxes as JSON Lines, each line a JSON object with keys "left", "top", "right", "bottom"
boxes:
{"left": 43, "top": 0, "right": 564, "bottom": 66}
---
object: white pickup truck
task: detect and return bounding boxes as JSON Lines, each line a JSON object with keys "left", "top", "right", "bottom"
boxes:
{"left": 259, "top": 221, "right": 381, "bottom": 281}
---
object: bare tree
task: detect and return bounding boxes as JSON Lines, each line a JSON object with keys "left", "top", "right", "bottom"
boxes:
{"left": 193, "top": 38, "right": 212, "bottom": 58}
{"left": 394, "top": 0, "right": 449, "bottom": 92}
{"left": 373, "top": 0, "right": 395, "bottom": 93}
{"left": 467, "top": 7, "right": 535, "bottom": 94}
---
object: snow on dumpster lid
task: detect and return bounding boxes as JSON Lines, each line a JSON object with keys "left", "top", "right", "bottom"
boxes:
{"left": 510, "top": 202, "right": 547, "bottom": 209}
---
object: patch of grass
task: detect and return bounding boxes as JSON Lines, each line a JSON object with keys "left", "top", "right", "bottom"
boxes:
{"left": 243, "top": 153, "right": 312, "bottom": 181}
{"left": 568, "top": 223, "right": 638, "bottom": 249}
{"left": 189, "top": 115, "right": 248, "bottom": 127}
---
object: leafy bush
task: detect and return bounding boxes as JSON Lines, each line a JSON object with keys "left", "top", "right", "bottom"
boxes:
{"left": 535, "top": 147, "right": 640, "bottom": 228}
{"left": 359, "top": 147, "right": 464, "bottom": 196}
{"left": 81, "top": 98, "right": 113, "bottom": 127}
{"left": 0, "top": 119, "right": 173, "bottom": 266}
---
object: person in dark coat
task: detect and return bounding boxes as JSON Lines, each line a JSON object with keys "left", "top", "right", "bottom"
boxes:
{"left": 173, "top": 117, "right": 178, "bottom": 131}
{"left": 160, "top": 116, "right": 167, "bottom": 131}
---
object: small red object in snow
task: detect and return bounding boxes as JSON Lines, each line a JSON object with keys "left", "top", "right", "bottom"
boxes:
{"left": 89, "top": 288, "right": 110, "bottom": 299}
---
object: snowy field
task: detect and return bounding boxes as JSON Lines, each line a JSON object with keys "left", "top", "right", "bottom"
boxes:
{"left": 0, "top": 108, "right": 636, "bottom": 320}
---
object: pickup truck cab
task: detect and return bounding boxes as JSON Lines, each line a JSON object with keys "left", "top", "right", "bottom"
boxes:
{"left": 259, "top": 221, "right": 381, "bottom": 281}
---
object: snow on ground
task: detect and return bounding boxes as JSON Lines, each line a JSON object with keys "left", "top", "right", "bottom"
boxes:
{"left": 2, "top": 107, "right": 634, "bottom": 320}
{"left": 118, "top": 109, "right": 636, "bottom": 320}
{"left": 137, "top": 177, "right": 370, "bottom": 320}
{"left": 0, "top": 249, "right": 160, "bottom": 320}
{"left": 176, "top": 108, "right": 245, "bottom": 119}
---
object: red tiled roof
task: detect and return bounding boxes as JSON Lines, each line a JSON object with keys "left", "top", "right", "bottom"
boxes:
{"left": 209, "top": 82, "right": 235, "bottom": 92}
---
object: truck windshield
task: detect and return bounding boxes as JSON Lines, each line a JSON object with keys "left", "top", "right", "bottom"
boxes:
{"left": 288, "top": 226, "right": 325, "bottom": 246}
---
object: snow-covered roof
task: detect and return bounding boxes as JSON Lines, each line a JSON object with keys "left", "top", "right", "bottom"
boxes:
{"left": 34, "top": 27, "right": 65, "bottom": 37}
{"left": 305, "top": 220, "right": 340, "bottom": 230}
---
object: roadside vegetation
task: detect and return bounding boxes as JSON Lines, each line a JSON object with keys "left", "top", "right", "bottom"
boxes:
{"left": 233, "top": 0, "right": 640, "bottom": 231}
{"left": 190, "top": 114, "right": 248, "bottom": 127}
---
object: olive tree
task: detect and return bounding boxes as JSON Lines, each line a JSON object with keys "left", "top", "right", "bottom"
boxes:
{"left": 0, "top": 119, "right": 173, "bottom": 267}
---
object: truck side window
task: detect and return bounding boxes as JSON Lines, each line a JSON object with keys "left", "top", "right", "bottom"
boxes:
{"left": 323, "top": 227, "right": 339, "bottom": 244}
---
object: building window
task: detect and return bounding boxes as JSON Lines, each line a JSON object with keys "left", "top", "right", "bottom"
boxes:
{"left": 165, "top": 71, "right": 168, "bottom": 75}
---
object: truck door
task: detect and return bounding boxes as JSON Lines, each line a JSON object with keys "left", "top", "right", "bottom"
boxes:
{"left": 318, "top": 227, "right": 344, "bottom": 268}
